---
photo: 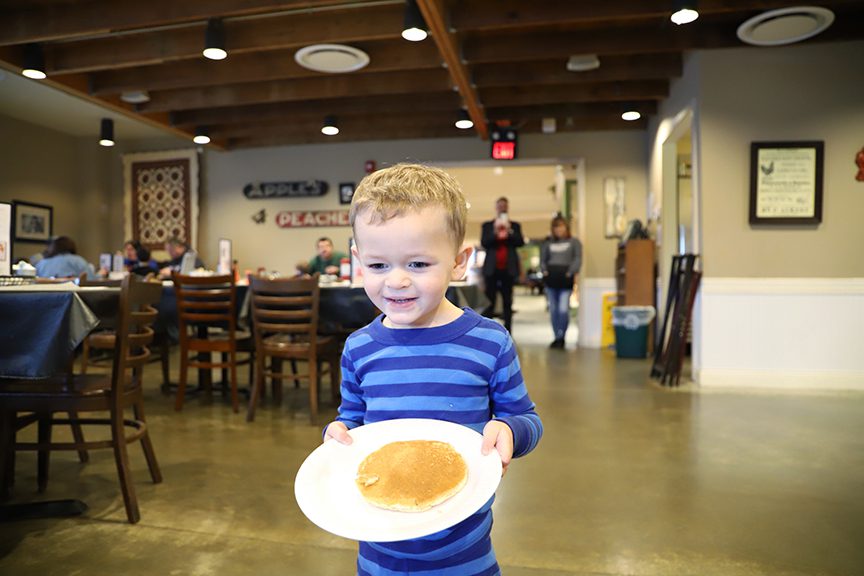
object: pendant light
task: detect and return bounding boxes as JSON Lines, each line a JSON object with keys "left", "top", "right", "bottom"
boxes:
{"left": 99, "top": 118, "right": 115, "bottom": 147}
{"left": 21, "top": 43, "right": 47, "bottom": 80}
{"left": 455, "top": 109, "right": 474, "bottom": 130}
{"left": 321, "top": 116, "right": 339, "bottom": 136}
{"left": 402, "top": 0, "right": 428, "bottom": 42}
{"left": 193, "top": 127, "right": 211, "bottom": 145}
{"left": 671, "top": 0, "right": 699, "bottom": 25}
{"left": 621, "top": 111, "right": 642, "bottom": 121}
{"left": 203, "top": 19, "right": 228, "bottom": 60}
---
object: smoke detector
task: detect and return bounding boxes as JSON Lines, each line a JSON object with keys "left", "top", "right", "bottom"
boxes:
{"left": 295, "top": 44, "right": 370, "bottom": 73}
{"left": 566, "top": 54, "right": 600, "bottom": 72}
{"left": 120, "top": 90, "right": 151, "bottom": 104}
{"left": 737, "top": 6, "right": 834, "bottom": 46}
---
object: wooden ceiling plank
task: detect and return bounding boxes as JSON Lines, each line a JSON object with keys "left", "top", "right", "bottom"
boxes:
{"left": 417, "top": 0, "right": 488, "bottom": 139}
{"left": 480, "top": 80, "right": 669, "bottom": 107}
{"left": 44, "top": 4, "right": 404, "bottom": 75}
{"left": 139, "top": 69, "right": 453, "bottom": 113}
{"left": 90, "top": 40, "right": 442, "bottom": 95}
{"left": 0, "top": 0, "right": 385, "bottom": 46}
{"left": 486, "top": 101, "right": 660, "bottom": 121}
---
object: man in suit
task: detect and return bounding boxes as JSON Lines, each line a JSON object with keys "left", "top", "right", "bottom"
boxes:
{"left": 481, "top": 196, "right": 525, "bottom": 332}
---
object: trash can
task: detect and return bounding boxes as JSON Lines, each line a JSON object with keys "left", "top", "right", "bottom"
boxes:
{"left": 612, "top": 306, "right": 656, "bottom": 358}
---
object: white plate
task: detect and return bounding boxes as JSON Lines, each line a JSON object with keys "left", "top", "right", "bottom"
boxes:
{"left": 294, "top": 418, "right": 502, "bottom": 542}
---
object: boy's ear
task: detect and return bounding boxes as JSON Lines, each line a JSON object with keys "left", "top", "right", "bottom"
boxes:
{"left": 350, "top": 244, "right": 360, "bottom": 259}
{"left": 451, "top": 244, "right": 473, "bottom": 281}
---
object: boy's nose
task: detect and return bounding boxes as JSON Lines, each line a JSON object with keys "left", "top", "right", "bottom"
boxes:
{"left": 385, "top": 269, "right": 410, "bottom": 289}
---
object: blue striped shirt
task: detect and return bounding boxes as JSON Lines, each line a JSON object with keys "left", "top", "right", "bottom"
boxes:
{"left": 337, "top": 308, "right": 543, "bottom": 575}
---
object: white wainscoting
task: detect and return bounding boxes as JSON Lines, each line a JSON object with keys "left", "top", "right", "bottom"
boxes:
{"left": 578, "top": 277, "right": 616, "bottom": 349}
{"left": 696, "top": 278, "right": 864, "bottom": 391}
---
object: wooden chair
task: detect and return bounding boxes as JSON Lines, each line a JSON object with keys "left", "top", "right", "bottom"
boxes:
{"left": 0, "top": 275, "right": 163, "bottom": 523}
{"left": 247, "top": 275, "right": 340, "bottom": 423}
{"left": 78, "top": 275, "right": 122, "bottom": 374}
{"left": 172, "top": 273, "right": 253, "bottom": 413}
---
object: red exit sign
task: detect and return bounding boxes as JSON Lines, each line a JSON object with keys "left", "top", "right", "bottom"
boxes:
{"left": 490, "top": 127, "right": 518, "bottom": 160}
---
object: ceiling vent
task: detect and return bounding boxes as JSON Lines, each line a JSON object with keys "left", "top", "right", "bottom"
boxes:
{"left": 295, "top": 44, "right": 370, "bottom": 73}
{"left": 737, "top": 6, "right": 834, "bottom": 46}
{"left": 566, "top": 54, "right": 600, "bottom": 72}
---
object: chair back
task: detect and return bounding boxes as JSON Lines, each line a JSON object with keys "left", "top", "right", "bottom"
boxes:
{"left": 172, "top": 273, "right": 238, "bottom": 339}
{"left": 111, "top": 276, "right": 161, "bottom": 405}
{"left": 79, "top": 274, "right": 122, "bottom": 288}
{"left": 249, "top": 274, "right": 321, "bottom": 347}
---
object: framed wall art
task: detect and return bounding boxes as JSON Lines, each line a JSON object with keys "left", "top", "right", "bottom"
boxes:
{"left": 749, "top": 141, "right": 824, "bottom": 225}
{"left": 13, "top": 200, "right": 53, "bottom": 242}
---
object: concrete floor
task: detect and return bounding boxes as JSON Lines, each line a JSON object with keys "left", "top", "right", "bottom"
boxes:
{"left": 1, "top": 294, "right": 863, "bottom": 575}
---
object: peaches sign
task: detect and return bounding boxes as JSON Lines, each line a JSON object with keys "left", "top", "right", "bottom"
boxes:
{"left": 275, "top": 210, "right": 350, "bottom": 228}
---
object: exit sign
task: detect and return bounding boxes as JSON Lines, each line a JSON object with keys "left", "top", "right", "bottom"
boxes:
{"left": 490, "top": 127, "right": 518, "bottom": 160}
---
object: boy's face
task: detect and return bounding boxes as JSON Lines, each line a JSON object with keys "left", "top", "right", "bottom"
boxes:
{"left": 353, "top": 206, "right": 472, "bottom": 329}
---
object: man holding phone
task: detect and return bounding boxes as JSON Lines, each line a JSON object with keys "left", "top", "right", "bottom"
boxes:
{"left": 481, "top": 196, "right": 525, "bottom": 333}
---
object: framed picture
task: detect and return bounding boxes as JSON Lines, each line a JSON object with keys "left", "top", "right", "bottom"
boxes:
{"left": 749, "top": 141, "right": 824, "bottom": 225}
{"left": 603, "top": 177, "right": 626, "bottom": 238}
{"left": 339, "top": 182, "right": 356, "bottom": 205}
{"left": 13, "top": 200, "right": 53, "bottom": 242}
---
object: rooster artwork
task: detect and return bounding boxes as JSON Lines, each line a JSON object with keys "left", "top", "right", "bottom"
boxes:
{"left": 856, "top": 147, "right": 864, "bottom": 182}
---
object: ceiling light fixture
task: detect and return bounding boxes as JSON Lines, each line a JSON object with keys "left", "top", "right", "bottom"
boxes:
{"left": 99, "top": 118, "right": 115, "bottom": 147}
{"left": 193, "top": 127, "right": 211, "bottom": 145}
{"left": 737, "top": 6, "right": 834, "bottom": 46}
{"left": 203, "top": 19, "right": 228, "bottom": 60}
{"left": 455, "top": 109, "right": 474, "bottom": 130}
{"left": 566, "top": 54, "right": 600, "bottom": 72}
{"left": 671, "top": 0, "right": 699, "bottom": 25}
{"left": 294, "top": 44, "right": 370, "bottom": 73}
{"left": 120, "top": 90, "right": 150, "bottom": 104}
{"left": 402, "top": 0, "right": 428, "bottom": 42}
{"left": 621, "top": 111, "right": 642, "bottom": 121}
{"left": 321, "top": 116, "right": 339, "bottom": 136}
{"left": 21, "top": 43, "right": 47, "bottom": 80}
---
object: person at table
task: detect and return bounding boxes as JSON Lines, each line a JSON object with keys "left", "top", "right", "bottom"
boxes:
{"left": 159, "top": 237, "right": 204, "bottom": 278}
{"left": 306, "top": 236, "right": 346, "bottom": 276}
{"left": 324, "top": 163, "right": 543, "bottom": 576}
{"left": 35, "top": 235, "right": 97, "bottom": 279}
{"left": 480, "top": 196, "right": 525, "bottom": 333}
{"left": 124, "top": 240, "right": 159, "bottom": 276}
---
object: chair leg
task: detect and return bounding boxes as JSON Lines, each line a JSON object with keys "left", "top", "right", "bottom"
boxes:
{"left": 37, "top": 415, "right": 52, "bottom": 493}
{"left": 0, "top": 410, "right": 14, "bottom": 499}
{"left": 291, "top": 359, "right": 300, "bottom": 389}
{"left": 229, "top": 350, "right": 239, "bottom": 414}
{"left": 221, "top": 352, "right": 229, "bottom": 394}
{"left": 160, "top": 341, "right": 171, "bottom": 388}
{"left": 272, "top": 358, "right": 283, "bottom": 405}
{"left": 68, "top": 411, "right": 89, "bottom": 463}
{"left": 80, "top": 339, "right": 90, "bottom": 375}
{"left": 111, "top": 411, "right": 140, "bottom": 524}
{"left": 176, "top": 350, "right": 188, "bottom": 411}
{"left": 132, "top": 401, "right": 162, "bottom": 484}
{"left": 246, "top": 353, "right": 266, "bottom": 422}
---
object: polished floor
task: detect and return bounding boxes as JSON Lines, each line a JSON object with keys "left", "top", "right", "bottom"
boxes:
{"left": 1, "top": 294, "right": 862, "bottom": 576}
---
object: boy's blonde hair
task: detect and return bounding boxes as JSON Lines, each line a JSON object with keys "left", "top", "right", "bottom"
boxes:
{"left": 350, "top": 163, "right": 467, "bottom": 247}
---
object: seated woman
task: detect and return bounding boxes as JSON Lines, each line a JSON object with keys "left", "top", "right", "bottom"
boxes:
{"left": 124, "top": 240, "right": 158, "bottom": 276}
{"left": 35, "top": 236, "right": 97, "bottom": 279}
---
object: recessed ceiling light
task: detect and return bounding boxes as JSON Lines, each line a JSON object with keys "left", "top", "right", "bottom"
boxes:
{"left": 295, "top": 44, "right": 370, "bottom": 73}
{"left": 120, "top": 90, "right": 150, "bottom": 104}
{"left": 737, "top": 6, "right": 834, "bottom": 46}
{"left": 622, "top": 111, "right": 641, "bottom": 121}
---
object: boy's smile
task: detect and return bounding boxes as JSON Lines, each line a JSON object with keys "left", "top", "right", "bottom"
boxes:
{"left": 353, "top": 205, "right": 471, "bottom": 329}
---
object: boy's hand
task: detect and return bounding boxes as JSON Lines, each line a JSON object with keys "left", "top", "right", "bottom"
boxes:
{"left": 323, "top": 421, "right": 353, "bottom": 445}
{"left": 481, "top": 420, "right": 513, "bottom": 475}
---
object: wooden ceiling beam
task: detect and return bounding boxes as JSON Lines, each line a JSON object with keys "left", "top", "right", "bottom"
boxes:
{"left": 486, "top": 101, "right": 660, "bottom": 122}
{"left": 472, "top": 53, "right": 682, "bottom": 88}
{"left": 171, "top": 92, "right": 461, "bottom": 127}
{"left": 43, "top": 4, "right": 404, "bottom": 75}
{"left": 480, "top": 80, "right": 669, "bottom": 107}
{"left": 139, "top": 69, "right": 453, "bottom": 113}
{"left": 417, "top": 0, "right": 488, "bottom": 140}
{"left": 516, "top": 115, "right": 648, "bottom": 133}
{"left": 90, "top": 39, "right": 442, "bottom": 95}
{"left": 0, "top": 0, "right": 394, "bottom": 46}
{"left": 228, "top": 124, "right": 474, "bottom": 149}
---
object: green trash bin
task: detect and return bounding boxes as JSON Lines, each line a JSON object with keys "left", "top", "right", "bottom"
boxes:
{"left": 612, "top": 306, "right": 656, "bottom": 358}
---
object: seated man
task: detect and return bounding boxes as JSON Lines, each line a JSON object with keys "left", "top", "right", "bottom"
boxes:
{"left": 306, "top": 237, "right": 346, "bottom": 276}
{"left": 159, "top": 237, "right": 204, "bottom": 278}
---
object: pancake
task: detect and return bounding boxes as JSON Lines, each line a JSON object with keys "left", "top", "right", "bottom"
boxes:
{"left": 355, "top": 440, "right": 468, "bottom": 512}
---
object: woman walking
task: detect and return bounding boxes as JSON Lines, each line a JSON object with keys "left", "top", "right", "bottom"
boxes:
{"left": 541, "top": 215, "right": 582, "bottom": 349}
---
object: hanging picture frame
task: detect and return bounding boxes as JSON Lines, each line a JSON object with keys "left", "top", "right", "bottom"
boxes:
{"left": 749, "top": 141, "right": 824, "bottom": 225}
{"left": 13, "top": 200, "right": 53, "bottom": 242}
{"left": 603, "top": 177, "right": 626, "bottom": 238}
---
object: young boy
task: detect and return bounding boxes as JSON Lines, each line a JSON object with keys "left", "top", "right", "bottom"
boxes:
{"left": 324, "top": 163, "right": 543, "bottom": 575}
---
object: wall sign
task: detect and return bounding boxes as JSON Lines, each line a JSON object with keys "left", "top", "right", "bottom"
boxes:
{"left": 749, "top": 141, "right": 823, "bottom": 225}
{"left": 339, "top": 182, "right": 356, "bottom": 205}
{"left": 275, "top": 210, "right": 350, "bottom": 228}
{"left": 243, "top": 180, "right": 329, "bottom": 199}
